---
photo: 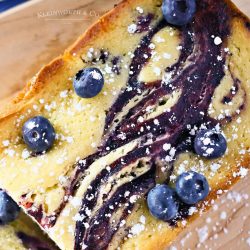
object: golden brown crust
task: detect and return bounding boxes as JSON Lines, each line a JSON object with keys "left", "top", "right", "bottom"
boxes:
{"left": 0, "top": 0, "right": 139, "bottom": 119}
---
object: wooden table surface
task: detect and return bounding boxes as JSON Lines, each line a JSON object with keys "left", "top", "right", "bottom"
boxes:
{"left": 0, "top": 1, "right": 249, "bottom": 249}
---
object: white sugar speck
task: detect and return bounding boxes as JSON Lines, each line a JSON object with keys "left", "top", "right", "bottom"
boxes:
{"left": 188, "top": 206, "right": 198, "bottom": 216}
{"left": 128, "top": 24, "right": 137, "bottom": 34}
{"left": 130, "top": 223, "right": 145, "bottom": 236}
{"left": 163, "top": 143, "right": 171, "bottom": 151}
{"left": 170, "top": 247, "right": 177, "bottom": 250}
{"left": 163, "top": 53, "right": 172, "bottom": 59}
{"left": 5, "top": 149, "right": 15, "bottom": 157}
{"left": 2, "top": 140, "right": 10, "bottom": 147}
{"left": 214, "top": 36, "right": 222, "bottom": 45}
{"left": 246, "top": 237, "right": 250, "bottom": 247}
{"left": 220, "top": 211, "right": 227, "bottom": 220}
{"left": 139, "top": 215, "right": 146, "bottom": 224}
{"left": 82, "top": 243, "right": 88, "bottom": 249}
{"left": 70, "top": 197, "right": 82, "bottom": 208}
{"left": 210, "top": 163, "right": 221, "bottom": 172}
{"left": 119, "top": 220, "right": 126, "bottom": 227}
{"left": 22, "top": 149, "right": 30, "bottom": 159}
{"left": 68, "top": 225, "right": 74, "bottom": 234}
{"left": 233, "top": 167, "right": 248, "bottom": 178}
{"left": 136, "top": 6, "right": 144, "bottom": 14}
{"left": 197, "top": 226, "right": 208, "bottom": 243}
{"left": 72, "top": 213, "right": 84, "bottom": 222}
{"left": 90, "top": 70, "right": 102, "bottom": 80}
{"left": 129, "top": 195, "right": 138, "bottom": 203}
{"left": 60, "top": 90, "right": 68, "bottom": 98}
{"left": 238, "top": 167, "right": 248, "bottom": 178}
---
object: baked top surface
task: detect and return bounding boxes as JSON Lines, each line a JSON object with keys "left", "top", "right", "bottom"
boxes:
{"left": 0, "top": 0, "right": 249, "bottom": 249}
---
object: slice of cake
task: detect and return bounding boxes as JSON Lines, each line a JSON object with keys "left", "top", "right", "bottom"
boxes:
{"left": 0, "top": 189, "right": 56, "bottom": 250}
{"left": 0, "top": 0, "right": 249, "bottom": 249}
{"left": 0, "top": 212, "right": 58, "bottom": 250}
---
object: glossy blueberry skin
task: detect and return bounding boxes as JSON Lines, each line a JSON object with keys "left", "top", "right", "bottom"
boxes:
{"left": 147, "top": 184, "right": 179, "bottom": 221}
{"left": 22, "top": 116, "right": 56, "bottom": 154}
{"left": 73, "top": 67, "right": 104, "bottom": 98}
{"left": 176, "top": 171, "right": 209, "bottom": 205}
{"left": 194, "top": 129, "right": 227, "bottom": 159}
{"left": 162, "top": 0, "right": 196, "bottom": 26}
{"left": 0, "top": 190, "right": 20, "bottom": 225}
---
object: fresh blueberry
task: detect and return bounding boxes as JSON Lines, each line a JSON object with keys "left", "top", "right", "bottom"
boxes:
{"left": 73, "top": 67, "right": 104, "bottom": 98}
{"left": 194, "top": 129, "right": 227, "bottom": 159}
{"left": 162, "top": 0, "right": 196, "bottom": 26}
{"left": 0, "top": 190, "right": 20, "bottom": 225}
{"left": 176, "top": 171, "right": 209, "bottom": 205}
{"left": 22, "top": 116, "right": 56, "bottom": 154}
{"left": 147, "top": 184, "right": 179, "bottom": 221}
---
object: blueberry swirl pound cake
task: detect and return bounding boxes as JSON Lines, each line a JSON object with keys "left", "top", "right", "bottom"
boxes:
{"left": 0, "top": 190, "right": 56, "bottom": 250}
{"left": 0, "top": 0, "right": 249, "bottom": 249}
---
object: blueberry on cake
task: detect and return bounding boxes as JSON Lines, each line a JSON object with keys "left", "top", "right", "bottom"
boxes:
{"left": 0, "top": 0, "right": 249, "bottom": 249}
